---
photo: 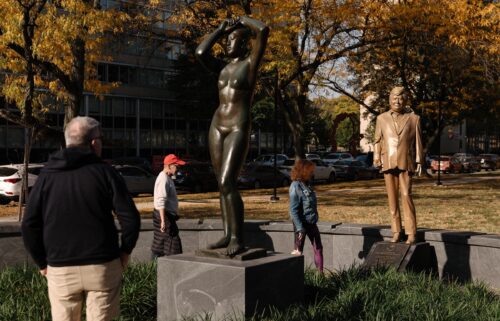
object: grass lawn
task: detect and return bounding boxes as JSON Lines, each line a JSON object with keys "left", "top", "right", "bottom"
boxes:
{"left": 2, "top": 172, "right": 499, "bottom": 234}
{"left": 159, "top": 172, "right": 500, "bottom": 234}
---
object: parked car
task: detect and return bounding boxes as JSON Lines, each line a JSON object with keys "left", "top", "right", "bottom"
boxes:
{"left": 279, "top": 159, "right": 336, "bottom": 183}
{"left": 426, "top": 154, "right": 438, "bottom": 168}
{"left": 113, "top": 165, "right": 156, "bottom": 196}
{"left": 110, "top": 157, "right": 153, "bottom": 174}
{"left": 332, "top": 160, "right": 379, "bottom": 180}
{"left": 251, "top": 154, "right": 289, "bottom": 166}
{"left": 453, "top": 153, "right": 481, "bottom": 173}
{"left": 238, "top": 164, "right": 290, "bottom": 189}
{"left": 305, "top": 153, "right": 321, "bottom": 160}
{"left": 355, "top": 152, "right": 374, "bottom": 167}
{"left": 430, "top": 156, "right": 463, "bottom": 173}
{"left": 174, "top": 162, "right": 218, "bottom": 193}
{"left": 310, "top": 159, "right": 336, "bottom": 183}
{"left": 0, "top": 163, "right": 44, "bottom": 204}
{"left": 478, "top": 154, "right": 499, "bottom": 171}
{"left": 322, "top": 152, "right": 354, "bottom": 166}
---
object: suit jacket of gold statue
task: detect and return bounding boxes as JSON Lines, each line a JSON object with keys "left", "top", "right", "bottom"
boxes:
{"left": 373, "top": 109, "right": 424, "bottom": 172}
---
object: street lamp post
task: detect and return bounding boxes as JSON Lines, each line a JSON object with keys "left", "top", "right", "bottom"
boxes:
{"left": 435, "top": 83, "right": 444, "bottom": 186}
{"left": 271, "top": 68, "right": 280, "bottom": 202}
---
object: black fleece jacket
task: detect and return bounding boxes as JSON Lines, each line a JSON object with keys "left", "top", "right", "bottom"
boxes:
{"left": 21, "top": 148, "right": 141, "bottom": 269}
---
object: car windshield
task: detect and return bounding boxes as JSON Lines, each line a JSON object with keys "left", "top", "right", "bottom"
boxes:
{"left": 0, "top": 168, "right": 18, "bottom": 176}
{"left": 326, "top": 154, "right": 341, "bottom": 159}
{"left": 255, "top": 156, "right": 272, "bottom": 162}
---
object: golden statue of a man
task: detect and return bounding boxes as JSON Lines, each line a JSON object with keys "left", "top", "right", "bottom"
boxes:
{"left": 373, "top": 87, "right": 424, "bottom": 244}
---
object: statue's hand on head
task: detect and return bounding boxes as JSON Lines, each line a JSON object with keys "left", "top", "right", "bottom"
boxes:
{"left": 217, "top": 20, "right": 229, "bottom": 32}
{"left": 220, "top": 17, "right": 241, "bottom": 34}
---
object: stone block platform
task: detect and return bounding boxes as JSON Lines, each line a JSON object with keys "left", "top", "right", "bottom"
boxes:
{"left": 157, "top": 252, "right": 304, "bottom": 321}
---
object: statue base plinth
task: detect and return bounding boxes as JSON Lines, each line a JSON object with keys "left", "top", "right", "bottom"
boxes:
{"left": 157, "top": 253, "right": 304, "bottom": 320}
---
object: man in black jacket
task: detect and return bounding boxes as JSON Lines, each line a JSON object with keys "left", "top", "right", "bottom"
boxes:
{"left": 22, "top": 116, "right": 141, "bottom": 321}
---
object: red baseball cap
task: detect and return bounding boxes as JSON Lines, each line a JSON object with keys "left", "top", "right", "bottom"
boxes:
{"left": 163, "top": 154, "right": 186, "bottom": 166}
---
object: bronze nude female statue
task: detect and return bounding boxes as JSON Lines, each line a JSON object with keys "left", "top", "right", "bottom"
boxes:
{"left": 195, "top": 17, "right": 269, "bottom": 256}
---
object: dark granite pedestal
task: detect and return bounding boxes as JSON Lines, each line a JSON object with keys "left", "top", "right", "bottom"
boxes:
{"left": 157, "top": 253, "right": 304, "bottom": 321}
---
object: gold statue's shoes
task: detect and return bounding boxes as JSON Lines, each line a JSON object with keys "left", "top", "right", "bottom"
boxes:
{"left": 390, "top": 232, "right": 401, "bottom": 243}
{"left": 406, "top": 234, "right": 416, "bottom": 245}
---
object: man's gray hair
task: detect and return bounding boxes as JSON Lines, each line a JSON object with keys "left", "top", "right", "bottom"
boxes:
{"left": 64, "top": 116, "right": 102, "bottom": 147}
{"left": 390, "top": 86, "right": 408, "bottom": 98}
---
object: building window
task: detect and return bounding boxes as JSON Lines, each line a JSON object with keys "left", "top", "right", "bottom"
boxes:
{"left": 108, "top": 64, "right": 119, "bottom": 82}
{"left": 89, "top": 96, "right": 100, "bottom": 115}
{"left": 113, "top": 98, "right": 125, "bottom": 117}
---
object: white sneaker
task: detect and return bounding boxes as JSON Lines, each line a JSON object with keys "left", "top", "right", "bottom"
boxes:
{"left": 290, "top": 250, "right": 302, "bottom": 255}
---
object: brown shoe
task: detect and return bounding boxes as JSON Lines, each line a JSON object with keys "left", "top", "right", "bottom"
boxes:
{"left": 390, "top": 232, "right": 401, "bottom": 243}
{"left": 406, "top": 234, "right": 416, "bottom": 245}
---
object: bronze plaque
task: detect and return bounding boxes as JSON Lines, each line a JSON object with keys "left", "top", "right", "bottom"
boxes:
{"left": 363, "top": 242, "right": 410, "bottom": 269}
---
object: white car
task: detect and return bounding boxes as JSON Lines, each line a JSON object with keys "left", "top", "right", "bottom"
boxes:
{"left": 305, "top": 153, "right": 321, "bottom": 160}
{"left": 0, "top": 163, "right": 45, "bottom": 204}
{"left": 279, "top": 159, "right": 336, "bottom": 183}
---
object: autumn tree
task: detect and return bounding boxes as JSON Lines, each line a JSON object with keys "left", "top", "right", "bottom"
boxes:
{"left": 315, "top": 95, "right": 360, "bottom": 153}
{"left": 0, "top": 0, "right": 48, "bottom": 217}
{"left": 345, "top": 0, "right": 499, "bottom": 153}
{"left": 169, "top": 0, "right": 390, "bottom": 158}
{"left": 0, "top": 0, "right": 134, "bottom": 130}
{"left": 0, "top": 0, "right": 150, "bottom": 217}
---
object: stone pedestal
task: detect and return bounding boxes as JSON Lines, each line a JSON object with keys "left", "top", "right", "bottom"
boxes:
{"left": 157, "top": 253, "right": 304, "bottom": 321}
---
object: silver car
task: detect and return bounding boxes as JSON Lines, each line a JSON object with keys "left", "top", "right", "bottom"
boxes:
{"left": 322, "top": 152, "right": 354, "bottom": 166}
{"left": 251, "top": 154, "right": 289, "bottom": 166}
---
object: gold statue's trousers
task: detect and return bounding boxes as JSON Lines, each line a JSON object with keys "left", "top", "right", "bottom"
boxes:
{"left": 383, "top": 169, "right": 416, "bottom": 235}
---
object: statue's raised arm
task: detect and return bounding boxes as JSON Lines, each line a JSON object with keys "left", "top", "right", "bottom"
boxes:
{"left": 195, "top": 20, "right": 228, "bottom": 74}
{"left": 238, "top": 16, "right": 269, "bottom": 81}
{"left": 195, "top": 17, "right": 269, "bottom": 77}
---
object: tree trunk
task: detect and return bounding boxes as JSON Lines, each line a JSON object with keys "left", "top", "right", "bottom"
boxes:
{"left": 17, "top": 1, "right": 38, "bottom": 221}
{"left": 18, "top": 128, "right": 33, "bottom": 221}
{"left": 281, "top": 91, "right": 306, "bottom": 159}
{"left": 63, "top": 37, "right": 86, "bottom": 129}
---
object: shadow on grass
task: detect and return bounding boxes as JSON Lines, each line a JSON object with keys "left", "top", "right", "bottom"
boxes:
{"left": 249, "top": 266, "right": 500, "bottom": 321}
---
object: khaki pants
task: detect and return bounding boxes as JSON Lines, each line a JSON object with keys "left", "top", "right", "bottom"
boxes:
{"left": 46, "top": 258, "right": 123, "bottom": 321}
{"left": 383, "top": 170, "right": 417, "bottom": 235}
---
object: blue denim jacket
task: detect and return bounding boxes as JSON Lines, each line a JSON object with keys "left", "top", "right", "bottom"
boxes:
{"left": 289, "top": 180, "right": 319, "bottom": 232}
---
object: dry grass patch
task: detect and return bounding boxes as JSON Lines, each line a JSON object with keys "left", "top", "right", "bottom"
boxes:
{"left": 2, "top": 173, "right": 498, "bottom": 234}
{"left": 174, "top": 176, "right": 500, "bottom": 234}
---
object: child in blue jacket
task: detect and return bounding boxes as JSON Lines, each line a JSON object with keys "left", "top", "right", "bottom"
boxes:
{"left": 289, "top": 159, "right": 324, "bottom": 272}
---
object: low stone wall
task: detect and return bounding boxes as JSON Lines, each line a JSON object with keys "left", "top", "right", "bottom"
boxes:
{"left": 1, "top": 219, "right": 499, "bottom": 288}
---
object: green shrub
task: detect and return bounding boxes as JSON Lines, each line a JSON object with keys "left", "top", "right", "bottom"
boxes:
{"left": 1, "top": 263, "right": 499, "bottom": 321}
{"left": 117, "top": 261, "right": 157, "bottom": 321}
{"left": 251, "top": 267, "right": 500, "bottom": 321}
{"left": 0, "top": 265, "right": 51, "bottom": 321}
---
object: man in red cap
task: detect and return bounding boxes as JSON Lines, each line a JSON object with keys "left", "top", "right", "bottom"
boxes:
{"left": 151, "top": 154, "right": 186, "bottom": 258}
